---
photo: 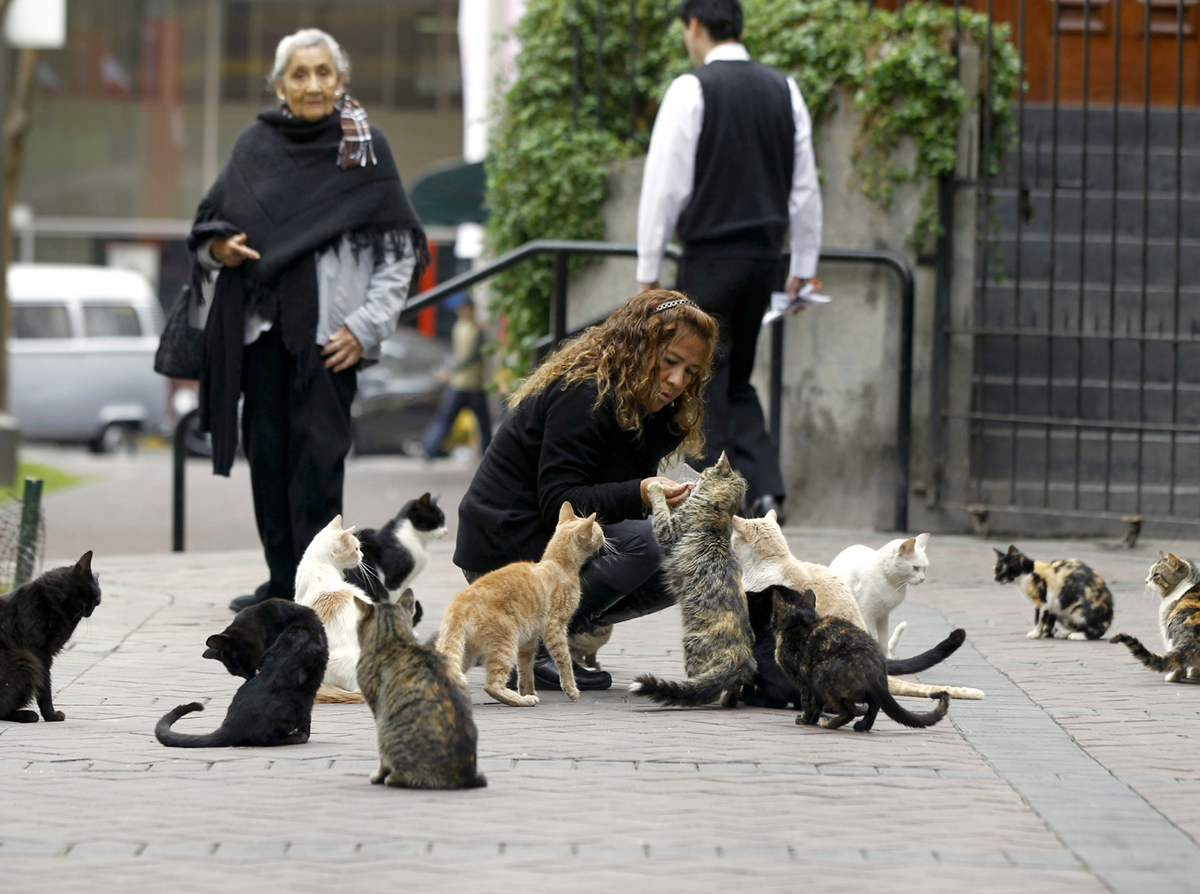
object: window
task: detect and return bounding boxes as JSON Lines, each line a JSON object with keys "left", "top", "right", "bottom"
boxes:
{"left": 13, "top": 305, "right": 72, "bottom": 339}
{"left": 83, "top": 304, "right": 142, "bottom": 337}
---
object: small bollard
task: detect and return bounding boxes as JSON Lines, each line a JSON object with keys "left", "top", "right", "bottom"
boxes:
{"left": 14, "top": 476, "right": 43, "bottom": 587}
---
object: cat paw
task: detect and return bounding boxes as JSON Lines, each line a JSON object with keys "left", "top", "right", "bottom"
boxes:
{"left": 817, "top": 716, "right": 835, "bottom": 728}
{"left": 1066, "top": 631, "right": 1087, "bottom": 641}
{"left": 1026, "top": 629, "right": 1042, "bottom": 640}
{"left": 1166, "top": 670, "right": 1184, "bottom": 683}
{"left": 44, "top": 710, "right": 65, "bottom": 722}
{"left": 520, "top": 694, "right": 540, "bottom": 706}
{"left": 370, "top": 768, "right": 387, "bottom": 785}
{"left": 646, "top": 481, "right": 664, "bottom": 499}
{"left": 564, "top": 686, "right": 580, "bottom": 700}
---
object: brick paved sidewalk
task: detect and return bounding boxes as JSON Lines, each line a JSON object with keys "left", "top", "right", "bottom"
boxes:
{"left": 4, "top": 524, "right": 1199, "bottom": 893}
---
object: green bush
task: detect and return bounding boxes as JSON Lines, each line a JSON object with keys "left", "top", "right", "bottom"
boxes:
{"left": 485, "top": 0, "right": 1020, "bottom": 375}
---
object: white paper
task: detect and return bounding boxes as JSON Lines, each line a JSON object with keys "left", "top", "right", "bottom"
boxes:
{"left": 762, "top": 284, "right": 832, "bottom": 325}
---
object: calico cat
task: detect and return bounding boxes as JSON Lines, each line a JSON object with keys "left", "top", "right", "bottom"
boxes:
{"left": 993, "top": 545, "right": 1113, "bottom": 640}
{"left": 772, "top": 585, "right": 950, "bottom": 732}
{"left": 438, "top": 501, "right": 605, "bottom": 706}
{"left": 156, "top": 598, "right": 328, "bottom": 747}
{"left": 0, "top": 551, "right": 100, "bottom": 723}
{"left": 1110, "top": 552, "right": 1200, "bottom": 682}
{"left": 294, "top": 515, "right": 370, "bottom": 703}
{"left": 829, "top": 533, "right": 931, "bottom": 657}
{"left": 732, "top": 511, "right": 983, "bottom": 702}
{"left": 346, "top": 493, "right": 446, "bottom": 625}
{"left": 356, "top": 589, "right": 486, "bottom": 789}
{"left": 630, "top": 452, "right": 757, "bottom": 708}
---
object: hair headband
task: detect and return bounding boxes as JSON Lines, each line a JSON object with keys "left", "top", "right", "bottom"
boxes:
{"left": 649, "top": 297, "right": 697, "bottom": 315}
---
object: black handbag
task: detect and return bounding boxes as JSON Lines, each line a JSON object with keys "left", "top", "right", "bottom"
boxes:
{"left": 153, "top": 285, "right": 203, "bottom": 380}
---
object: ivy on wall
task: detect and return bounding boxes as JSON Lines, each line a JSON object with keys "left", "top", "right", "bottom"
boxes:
{"left": 485, "top": 0, "right": 1020, "bottom": 374}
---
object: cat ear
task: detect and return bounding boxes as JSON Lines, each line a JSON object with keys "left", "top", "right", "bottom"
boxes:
{"left": 764, "top": 509, "right": 777, "bottom": 524}
{"left": 329, "top": 514, "right": 343, "bottom": 530}
{"left": 1168, "top": 553, "right": 1183, "bottom": 565}
{"left": 76, "top": 550, "right": 93, "bottom": 571}
{"left": 994, "top": 547, "right": 1006, "bottom": 558}
{"left": 799, "top": 588, "right": 817, "bottom": 611}
{"left": 204, "top": 634, "right": 228, "bottom": 652}
{"left": 899, "top": 538, "right": 916, "bottom": 556}
{"left": 1160, "top": 551, "right": 1168, "bottom": 559}
{"left": 558, "top": 501, "right": 575, "bottom": 523}
{"left": 398, "top": 588, "right": 415, "bottom": 613}
{"left": 916, "top": 533, "right": 930, "bottom": 549}
{"left": 343, "top": 525, "right": 358, "bottom": 536}
{"left": 419, "top": 492, "right": 432, "bottom": 504}
{"left": 1007, "top": 545, "right": 1020, "bottom": 555}
{"left": 716, "top": 451, "right": 731, "bottom": 472}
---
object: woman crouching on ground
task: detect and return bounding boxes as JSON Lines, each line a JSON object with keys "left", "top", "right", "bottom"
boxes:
{"left": 454, "top": 289, "right": 718, "bottom": 690}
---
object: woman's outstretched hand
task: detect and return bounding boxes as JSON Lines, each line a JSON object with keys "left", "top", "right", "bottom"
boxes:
{"left": 641, "top": 476, "right": 693, "bottom": 508}
{"left": 212, "top": 232, "right": 261, "bottom": 267}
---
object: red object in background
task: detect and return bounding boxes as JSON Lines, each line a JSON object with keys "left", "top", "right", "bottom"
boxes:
{"left": 417, "top": 243, "right": 438, "bottom": 338}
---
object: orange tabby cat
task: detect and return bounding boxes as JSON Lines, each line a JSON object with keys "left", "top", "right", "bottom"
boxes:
{"left": 438, "top": 502, "right": 605, "bottom": 707}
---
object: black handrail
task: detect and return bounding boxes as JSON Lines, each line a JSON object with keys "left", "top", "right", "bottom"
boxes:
{"left": 172, "top": 240, "right": 915, "bottom": 550}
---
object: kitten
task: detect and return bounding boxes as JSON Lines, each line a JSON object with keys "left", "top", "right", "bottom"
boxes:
{"left": 356, "top": 589, "right": 486, "bottom": 789}
{"left": 438, "top": 501, "right": 605, "bottom": 707}
{"left": 772, "top": 586, "right": 950, "bottom": 732}
{"left": 732, "top": 512, "right": 983, "bottom": 701}
{"left": 0, "top": 551, "right": 100, "bottom": 723}
{"left": 829, "top": 533, "right": 931, "bottom": 657}
{"left": 346, "top": 493, "right": 447, "bottom": 624}
{"left": 1110, "top": 552, "right": 1200, "bottom": 682}
{"left": 630, "top": 452, "right": 756, "bottom": 708}
{"left": 569, "top": 625, "right": 613, "bottom": 670}
{"left": 294, "top": 514, "right": 369, "bottom": 703}
{"left": 993, "top": 545, "right": 1113, "bottom": 640}
{"left": 156, "top": 599, "right": 328, "bottom": 747}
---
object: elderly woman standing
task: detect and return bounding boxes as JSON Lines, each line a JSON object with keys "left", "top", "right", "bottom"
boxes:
{"left": 189, "top": 28, "right": 428, "bottom": 612}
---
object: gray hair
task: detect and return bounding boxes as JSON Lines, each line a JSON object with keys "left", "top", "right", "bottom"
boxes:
{"left": 269, "top": 28, "right": 350, "bottom": 85}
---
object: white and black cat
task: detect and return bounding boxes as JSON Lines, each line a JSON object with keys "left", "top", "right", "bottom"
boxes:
{"left": 155, "top": 599, "right": 328, "bottom": 747}
{"left": 346, "top": 493, "right": 446, "bottom": 624}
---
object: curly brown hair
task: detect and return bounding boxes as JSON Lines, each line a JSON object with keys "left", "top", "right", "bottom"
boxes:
{"left": 509, "top": 289, "right": 718, "bottom": 458}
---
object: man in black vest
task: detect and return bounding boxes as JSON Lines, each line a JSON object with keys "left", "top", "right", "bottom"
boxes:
{"left": 637, "top": 0, "right": 823, "bottom": 523}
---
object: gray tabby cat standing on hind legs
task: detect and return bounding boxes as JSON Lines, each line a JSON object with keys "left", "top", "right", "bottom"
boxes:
{"left": 356, "top": 589, "right": 486, "bottom": 789}
{"left": 630, "top": 452, "right": 756, "bottom": 708}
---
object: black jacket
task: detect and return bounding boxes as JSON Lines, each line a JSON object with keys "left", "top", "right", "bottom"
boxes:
{"left": 454, "top": 378, "right": 683, "bottom": 573}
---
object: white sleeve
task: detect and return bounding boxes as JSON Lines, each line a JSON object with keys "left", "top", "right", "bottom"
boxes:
{"left": 636, "top": 74, "right": 704, "bottom": 285}
{"left": 787, "top": 77, "right": 823, "bottom": 280}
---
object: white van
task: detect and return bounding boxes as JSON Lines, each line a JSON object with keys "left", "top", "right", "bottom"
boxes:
{"left": 7, "top": 263, "right": 168, "bottom": 452}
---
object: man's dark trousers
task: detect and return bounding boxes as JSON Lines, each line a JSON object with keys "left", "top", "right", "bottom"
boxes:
{"left": 676, "top": 250, "right": 785, "bottom": 507}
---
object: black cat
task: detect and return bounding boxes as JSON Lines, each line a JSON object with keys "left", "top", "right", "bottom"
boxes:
{"left": 155, "top": 598, "right": 328, "bottom": 747}
{"left": 0, "top": 551, "right": 101, "bottom": 723}
{"left": 772, "top": 586, "right": 949, "bottom": 732}
{"left": 743, "top": 586, "right": 966, "bottom": 710}
{"left": 346, "top": 493, "right": 446, "bottom": 624}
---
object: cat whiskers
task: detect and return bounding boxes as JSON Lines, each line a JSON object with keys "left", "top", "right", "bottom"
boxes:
{"left": 359, "top": 560, "right": 385, "bottom": 591}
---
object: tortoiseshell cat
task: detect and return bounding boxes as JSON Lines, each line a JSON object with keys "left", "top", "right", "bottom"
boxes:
{"left": 631, "top": 452, "right": 756, "bottom": 708}
{"left": 0, "top": 551, "right": 100, "bottom": 723}
{"left": 356, "top": 590, "right": 486, "bottom": 789}
{"left": 438, "top": 501, "right": 605, "bottom": 707}
{"left": 993, "top": 545, "right": 1113, "bottom": 640}
{"left": 771, "top": 585, "right": 950, "bottom": 732}
{"left": 1110, "top": 552, "right": 1200, "bottom": 682}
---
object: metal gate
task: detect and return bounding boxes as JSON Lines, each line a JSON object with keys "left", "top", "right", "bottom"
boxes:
{"left": 942, "top": 0, "right": 1200, "bottom": 539}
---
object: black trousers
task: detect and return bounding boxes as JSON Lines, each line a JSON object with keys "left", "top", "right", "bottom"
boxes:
{"left": 241, "top": 328, "right": 357, "bottom": 600}
{"left": 675, "top": 251, "right": 786, "bottom": 506}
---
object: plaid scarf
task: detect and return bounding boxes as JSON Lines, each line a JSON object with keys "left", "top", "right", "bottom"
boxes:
{"left": 278, "top": 92, "right": 377, "bottom": 169}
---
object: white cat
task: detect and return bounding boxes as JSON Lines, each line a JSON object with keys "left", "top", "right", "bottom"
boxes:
{"left": 829, "top": 533, "right": 930, "bottom": 658}
{"left": 294, "top": 514, "right": 369, "bottom": 704}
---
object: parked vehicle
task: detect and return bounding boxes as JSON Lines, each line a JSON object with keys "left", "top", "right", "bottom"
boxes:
{"left": 7, "top": 263, "right": 169, "bottom": 453}
{"left": 351, "top": 326, "right": 453, "bottom": 455}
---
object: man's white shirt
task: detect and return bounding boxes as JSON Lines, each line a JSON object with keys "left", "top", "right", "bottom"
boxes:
{"left": 635, "top": 43, "right": 823, "bottom": 285}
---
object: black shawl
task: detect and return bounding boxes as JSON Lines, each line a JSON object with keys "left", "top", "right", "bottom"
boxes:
{"left": 189, "top": 108, "right": 428, "bottom": 476}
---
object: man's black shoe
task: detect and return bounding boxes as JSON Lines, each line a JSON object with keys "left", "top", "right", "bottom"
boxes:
{"left": 507, "top": 648, "right": 612, "bottom": 691}
{"left": 229, "top": 582, "right": 277, "bottom": 613}
{"left": 750, "top": 495, "right": 786, "bottom": 525}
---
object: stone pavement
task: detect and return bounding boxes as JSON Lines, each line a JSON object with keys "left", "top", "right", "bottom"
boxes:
{"left": 3, "top": 448, "right": 1200, "bottom": 892}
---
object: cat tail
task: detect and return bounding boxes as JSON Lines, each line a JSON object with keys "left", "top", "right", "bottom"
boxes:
{"left": 887, "top": 676, "right": 984, "bottom": 700}
{"left": 1109, "top": 633, "right": 1181, "bottom": 672}
{"left": 886, "top": 621, "right": 907, "bottom": 657}
{"left": 886, "top": 628, "right": 966, "bottom": 676}
{"left": 629, "top": 659, "right": 754, "bottom": 707}
{"left": 155, "top": 703, "right": 233, "bottom": 748}
{"left": 875, "top": 685, "right": 951, "bottom": 729}
{"left": 315, "top": 683, "right": 365, "bottom": 704}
